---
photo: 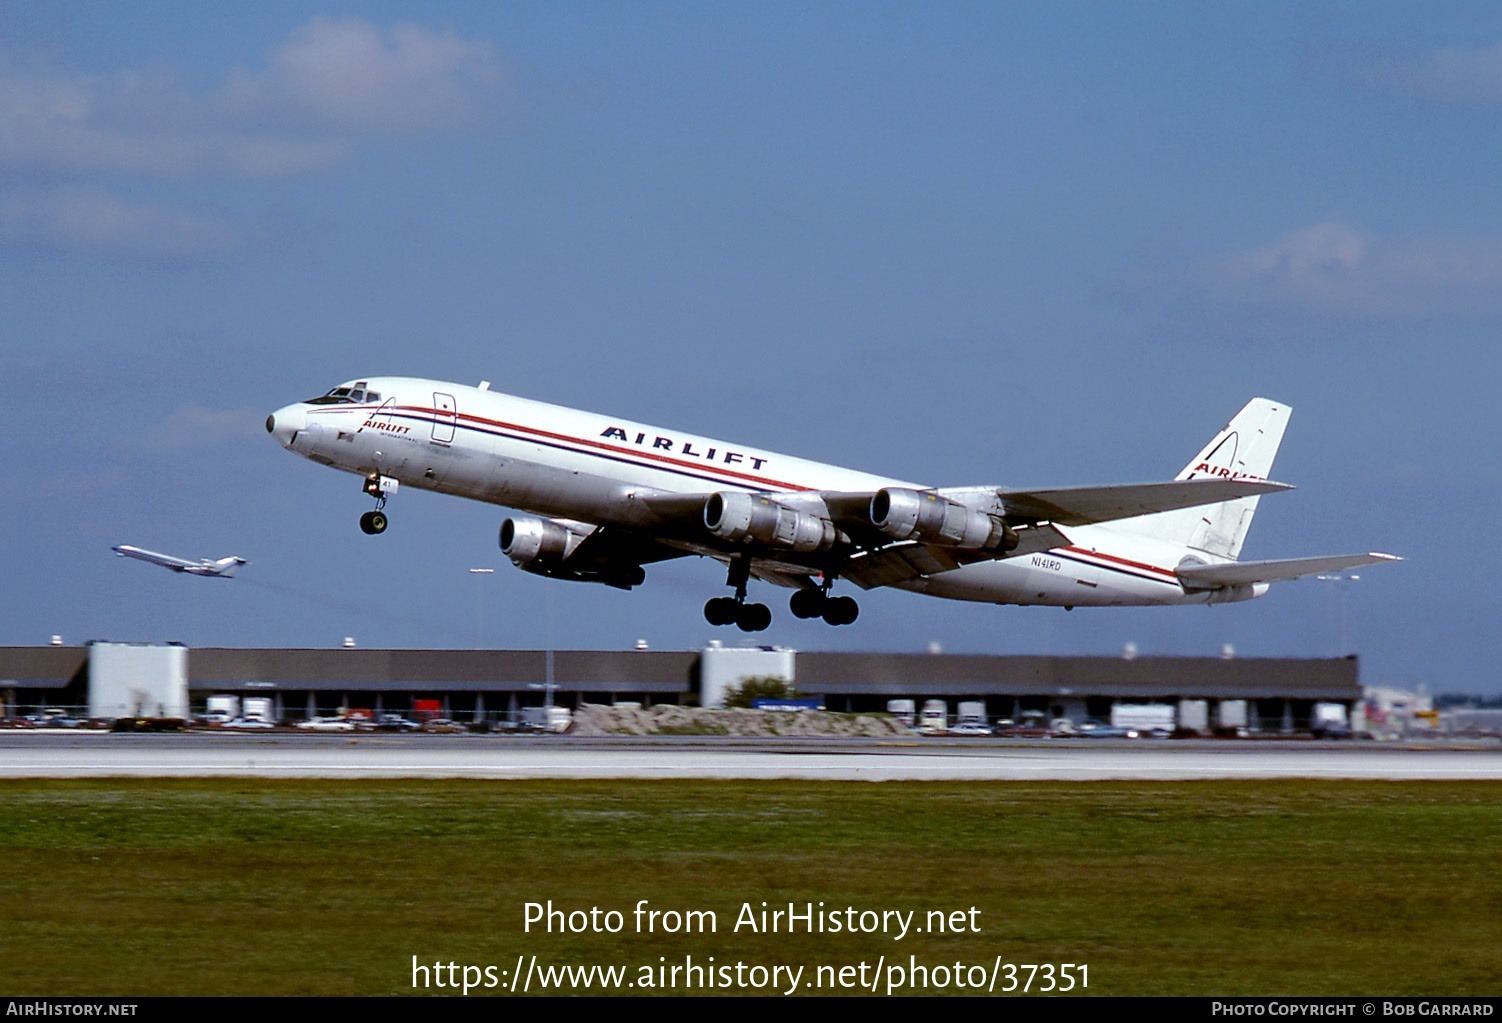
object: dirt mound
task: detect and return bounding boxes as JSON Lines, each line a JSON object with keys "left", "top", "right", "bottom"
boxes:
{"left": 570, "top": 704, "right": 910, "bottom": 737}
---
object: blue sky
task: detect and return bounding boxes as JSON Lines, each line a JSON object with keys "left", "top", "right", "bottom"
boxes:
{"left": 2, "top": 2, "right": 1497, "bottom": 693}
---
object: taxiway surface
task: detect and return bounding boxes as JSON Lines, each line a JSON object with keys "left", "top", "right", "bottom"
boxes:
{"left": 1, "top": 732, "right": 1498, "bottom": 780}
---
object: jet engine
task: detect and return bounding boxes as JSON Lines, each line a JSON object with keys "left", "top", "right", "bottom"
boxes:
{"left": 870, "top": 488, "right": 1018, "bottom": 551}
{"left": 703, "top": 492, "right": 837, "bottom": 552}
{"left": 499, "top": 516, "right": 645, "bottom": 589}
{"left": 500, "top": 515, "right": 586, "bottom": 566}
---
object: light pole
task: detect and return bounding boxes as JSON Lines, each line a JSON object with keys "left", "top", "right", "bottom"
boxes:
{"left": 470, "top": 568, "right": 495, "bottom": 648}
{"left": 1316, "top": 573, "right": 1360, "bottom": 656}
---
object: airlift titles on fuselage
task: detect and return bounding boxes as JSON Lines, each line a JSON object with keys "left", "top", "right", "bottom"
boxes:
{"left": 267, "top": 377, "right": 1398, "bottom": 633}
{"left": 598, "top": 427, "right": 771, "bottom": 472}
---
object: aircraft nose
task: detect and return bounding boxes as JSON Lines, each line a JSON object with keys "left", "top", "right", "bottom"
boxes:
{"left": 266, "top": 404, "right": 307, "bottom": 449}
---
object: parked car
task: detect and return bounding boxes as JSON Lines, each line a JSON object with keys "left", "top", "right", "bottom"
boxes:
{"left": 420, "top": 718, "right": 466, "bottom": 734}
{"left": 1075, "top": 718, "right": 1136, "bottom": 738}
{"left": 39, "top": 715, "right": 83, "bottom": 729}
{"left": 220, "top": 717, "right": 276, "bottom": 730}
{"left": 296, "top": 717, "right": 356, "bottom": 732}
{"left": 997, "top": 712, "right": 1052, "bottom": 738}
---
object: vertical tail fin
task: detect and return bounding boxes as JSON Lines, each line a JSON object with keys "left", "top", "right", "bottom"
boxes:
{"left": 1128, "top": 398, "right": 1290, "bottom": 559}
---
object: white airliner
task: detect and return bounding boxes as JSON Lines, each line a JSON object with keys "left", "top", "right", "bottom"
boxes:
{"left": 266, "top": 379, "right": 1397, "bottom": 631}
{"left": 113, "top": 545, "right": 248, "bottom": 578}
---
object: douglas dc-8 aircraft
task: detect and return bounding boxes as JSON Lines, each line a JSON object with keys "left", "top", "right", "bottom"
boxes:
{"left": 267, "top": 379, "right": 1397, "bottom": 632}
{"left": 114, "top": 545, "right": 247, "bottom": 578}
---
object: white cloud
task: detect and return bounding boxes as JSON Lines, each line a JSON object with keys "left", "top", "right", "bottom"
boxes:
{"left": 0, "top": 186, "right": 237, "bottom": 258}
{"left": 220, "top": 18, "right": 503, "bottom": 135}
{"left": 1409, "top": 40, "right": 1502, "bottom": 105}
{"left": 1201, "top": 219, "right": 1502, "bottom": 321}
{"left": 0, "top": 18, "right": 503, "bottom": 178}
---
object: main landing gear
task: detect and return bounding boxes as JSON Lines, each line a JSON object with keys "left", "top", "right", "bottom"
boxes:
{"left": 704, "top": 556, "right": 772, "bottom": 632}
{"left": 788, "top": 583, "right": 859, "bottom": 626}
{"left": 359, "top": 475, "right": 398, "bottom": 535}
{"left": 704, "top": 560, "right": 860, "bottom": 631}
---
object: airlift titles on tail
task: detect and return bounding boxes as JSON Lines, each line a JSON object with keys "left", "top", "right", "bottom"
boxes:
{"left": 266, "top": 379, "right": 1399, "bottom": 632}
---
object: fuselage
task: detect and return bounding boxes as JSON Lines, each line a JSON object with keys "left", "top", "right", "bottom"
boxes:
{"left": 113, "top": 545, "right": 245, "bottom": 577}
{"left": 268, "top": 377, "right": 1251, "bottom": 609}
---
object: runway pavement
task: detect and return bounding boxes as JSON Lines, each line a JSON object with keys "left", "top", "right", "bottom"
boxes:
{"left": 2, "top": 731, "right": 1499, "bottom": 780}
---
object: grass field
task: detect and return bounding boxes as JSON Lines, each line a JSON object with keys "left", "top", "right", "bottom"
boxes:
{"left": 0, "top": 779, "right": 1496, "bottom": 996}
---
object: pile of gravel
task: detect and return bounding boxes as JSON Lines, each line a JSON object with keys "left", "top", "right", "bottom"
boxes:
{"left": 570, "top": 704, "right": 912, "bottom": 737}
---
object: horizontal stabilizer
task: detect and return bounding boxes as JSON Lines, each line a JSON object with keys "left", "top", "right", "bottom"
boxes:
{"left": 1000, "top": 479, "right": 1292, "bottom": 527}
{"left": 1176, "top": 552, "right": 1401, "bottom": 590}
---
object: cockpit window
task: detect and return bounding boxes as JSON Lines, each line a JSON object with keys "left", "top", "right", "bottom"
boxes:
{"left": 304, "top": 384, "right": 380, "bottom": 406}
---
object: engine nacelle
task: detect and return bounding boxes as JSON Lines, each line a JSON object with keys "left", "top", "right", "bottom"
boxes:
{"left": 499, "top": 516, "right": 586, "bottom": 567}
{"left": 870, "top": 487, "right": 1017, "bottom": 551}
{"left": 703, "top": 492, "right": 837, "bottom": 552}
{"left": 499, "top": 516, "right": 645, "bottom": 589}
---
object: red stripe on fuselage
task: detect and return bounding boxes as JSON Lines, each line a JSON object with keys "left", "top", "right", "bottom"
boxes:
{"left": 376, "top": 404, "right": 815, "bottom": 493}
{"left": 1062, "top": 546, "right": 1179, "bottom": 581}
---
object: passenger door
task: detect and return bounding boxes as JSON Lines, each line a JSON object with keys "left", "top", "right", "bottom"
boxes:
{"left": 431, "top": 392, "right": 457, "bottom": 445}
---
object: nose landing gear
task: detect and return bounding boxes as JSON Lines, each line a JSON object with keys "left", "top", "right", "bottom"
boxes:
{"left": 359, "top": 475, "right": 399, "bottom": 535}
{"left": 359, "top": 510, "right": 388, "bottom": 535}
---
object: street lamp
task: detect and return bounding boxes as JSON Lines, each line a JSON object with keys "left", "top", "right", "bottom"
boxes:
{"left": 1315, "top": 573, "right": 1360, "bottom": 656}
{"left": 470, "top": 568, "right": 495, "bottom": 648}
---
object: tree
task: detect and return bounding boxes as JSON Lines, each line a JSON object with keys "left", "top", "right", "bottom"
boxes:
{"left": 721, "top": 676, "right": 796, "bottom": 709}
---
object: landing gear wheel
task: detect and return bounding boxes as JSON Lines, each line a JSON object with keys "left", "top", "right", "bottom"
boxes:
{"left": 822, "top": 595, "right": 859, "bottom": 626}
{"left": 359, "top": 510, "right": 388, "bottom": 535}
{"left": 704, "top": 596, "right": 740, "bottom": 627}
{"left": 736, "top": 602, "right": 772, "bottom": 632}
{"left": 789, "top": 589, "right": 825, "bottom": 619}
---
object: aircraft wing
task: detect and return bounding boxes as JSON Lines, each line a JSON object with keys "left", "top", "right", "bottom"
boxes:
{"left": 841, "top": 524, "right": 1072, "bottom": 589}
{"left": 1176, "top": 552, "right": 1402, "bottom": 590}
{"left": 997, "top": 479, "right": 1291, "bottom": 526}
{"left": 632, "top": 481, "right": 1299, "bottom": 590}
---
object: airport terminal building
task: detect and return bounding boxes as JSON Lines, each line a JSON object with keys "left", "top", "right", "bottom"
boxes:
{"left": 0, "top": 641, "right": 1360, "bottom": 733}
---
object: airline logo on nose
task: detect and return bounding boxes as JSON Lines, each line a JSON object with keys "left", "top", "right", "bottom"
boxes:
{"left": 364, "top": 418, "right": 411, "bottom": 435}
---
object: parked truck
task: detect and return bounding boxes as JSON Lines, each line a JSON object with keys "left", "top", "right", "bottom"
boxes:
{"left": 952, "top": 700, "right": 991, "bottom": 735}
{"left": 203, "top": 695, "right": 238, "bottom": 725}
{"left": 1311, "top": 702, "right": 1351, "bottom": 739}
{"left": 886, "top": 699, "right": 916, "bottom": 728}
{"left": 520, "top": 706, "right": 573, "bottom": 733}
{"left": 918, "top": 699, "right": 948, "bottom": 735}
{"left": 242, "top": 697, "right": 275, "bottom": 724}
{"left": 1110, "top": 703, "right": 1176, "bottom": 736}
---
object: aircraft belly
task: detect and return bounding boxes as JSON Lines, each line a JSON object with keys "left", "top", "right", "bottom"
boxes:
{"left": 903, "top": 555, "right": 1187, "bottom": 608}
{"left": 428, "top": 451, "right": 639, "bottom": 525}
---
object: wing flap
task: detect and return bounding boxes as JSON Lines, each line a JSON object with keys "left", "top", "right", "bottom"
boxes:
{"left": 1176, "top": 552, "right": 1401, "bottom": 590}
{"left": 841, "top": 523, "right": 1073, "bottom": 589}
{"left": 844, "top": 543, "right": 968, "bottom": 589}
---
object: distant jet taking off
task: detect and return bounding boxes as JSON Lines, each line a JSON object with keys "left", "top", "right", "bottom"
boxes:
{"left": 113, "top": 545, "right": 247, "bottom": 578}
